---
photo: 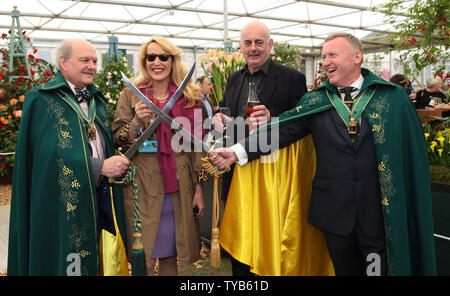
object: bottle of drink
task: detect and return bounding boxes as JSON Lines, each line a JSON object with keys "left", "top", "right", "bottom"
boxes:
{"left": 246, "top": 82, "right": 260, "bottom": 117}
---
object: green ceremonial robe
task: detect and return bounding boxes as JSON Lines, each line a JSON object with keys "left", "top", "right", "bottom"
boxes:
{"left": 257, "top": 68, "right": 436, "bottom": 275}
{"left": 8, "top": 72, "right": 127, "bottom": 276}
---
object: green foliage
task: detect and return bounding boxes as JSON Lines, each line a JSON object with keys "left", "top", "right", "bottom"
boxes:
{"left": 429, "top": 164, "right": 450, "bottom": 184}
{"left": 0, "top": 30, "right": 55, "bottom": 176}
{"left": 94, "top": 53, "right": 134, "bottom": 122}
{"left": 270, "top": 42, "right": 304, "bottom": 70}
{"left": 380, "top": 0, "right": 449, "bottom": 84}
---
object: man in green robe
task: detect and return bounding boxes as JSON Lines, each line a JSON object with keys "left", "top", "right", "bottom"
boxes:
{"left": 210, "top": 33, "right": 436, "bottom": 275}
{"left": 8, "top": 39, "right": 130, "bottom": 276}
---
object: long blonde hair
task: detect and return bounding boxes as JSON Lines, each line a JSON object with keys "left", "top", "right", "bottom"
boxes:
{"left": 133, "top": 36, "right": 200, "bottom": 108}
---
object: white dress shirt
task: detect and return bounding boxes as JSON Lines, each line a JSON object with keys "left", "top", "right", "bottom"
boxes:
{"left": 67, "top": 81, "right": 105, "bottom": 160}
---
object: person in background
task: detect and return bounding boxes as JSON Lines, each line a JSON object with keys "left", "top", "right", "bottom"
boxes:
{"left": 415, "top": 77, "right": 449, "bottom": 110}
{"left": 8, "top": 39, "right": 129, "bottom": 276}
{"left": 113, "top": 36, "right": 207, "bottom": 276}
{"left": 197, "top": 75, "right": 214, "bottom": 121}
{"left": 389, "top": 74, "right": 417, "bottom": 101}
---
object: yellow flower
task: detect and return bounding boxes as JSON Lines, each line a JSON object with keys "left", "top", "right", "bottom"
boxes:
{"left": 430, "top": 141, "right": 437, "bottom": 152}
{"left": 424, "top": 133, "right": 430, "bottom": 140}
{"left": 437, "top": 148, "right": 443, "bottom": 157}
{"left": 437, "top": 136, "right": 445, "bottom": 146}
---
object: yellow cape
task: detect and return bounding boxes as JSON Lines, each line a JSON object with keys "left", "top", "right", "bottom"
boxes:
{"left": 220, "top": 135, "right": 334, "bottom": 276}
{"left": 98, "top": 187, "right": 129, "bottom": 276}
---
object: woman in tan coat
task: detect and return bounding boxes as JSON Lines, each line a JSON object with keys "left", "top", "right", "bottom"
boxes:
{"left": 112, "top": 37, "right": 206, "bottom": 275}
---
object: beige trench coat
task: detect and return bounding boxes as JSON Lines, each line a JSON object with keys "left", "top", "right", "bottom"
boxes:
{"left": 112, "top": 87, "right": 203, "bottom": 267}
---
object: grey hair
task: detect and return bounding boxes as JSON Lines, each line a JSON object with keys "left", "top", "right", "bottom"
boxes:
{"left": 426, "top": 77, "right": 442, "bottom": 88}
{"left": 55, "top": 39, "right": 78, "bottom": 71}
{"left": 324, "top": 32, "right": 364, "bottom": 62}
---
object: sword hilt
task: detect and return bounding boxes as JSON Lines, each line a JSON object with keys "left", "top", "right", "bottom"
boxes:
{"left": 108, "top": 147, "right": 131, "bottom": 184}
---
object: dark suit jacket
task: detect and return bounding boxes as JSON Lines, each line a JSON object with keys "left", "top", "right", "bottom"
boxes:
{"left": 245, "top": 109, "right": 385, "bottom": 237}
{"left": 219, "top": 60, "right": 307, "bottom": 201}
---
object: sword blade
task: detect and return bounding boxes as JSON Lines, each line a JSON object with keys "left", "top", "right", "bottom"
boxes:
{"left": 120, "top": 63, "right": 198, "bottom": 159}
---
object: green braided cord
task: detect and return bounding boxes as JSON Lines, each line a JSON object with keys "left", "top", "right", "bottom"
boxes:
{"left": 121, "top": 165, "right": 142, "bottom": 233}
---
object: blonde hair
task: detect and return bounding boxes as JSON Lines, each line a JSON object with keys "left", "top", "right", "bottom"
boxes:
{"left": 133, "top": 36, "right": 200, "bottom": 108}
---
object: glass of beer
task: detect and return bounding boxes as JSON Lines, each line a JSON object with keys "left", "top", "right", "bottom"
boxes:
{"left": 246, "top": 82, "right": 260, "bottom": 117}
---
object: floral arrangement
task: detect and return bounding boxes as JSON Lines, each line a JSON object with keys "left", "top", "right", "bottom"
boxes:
{"left": 270, "top": 42, "right": 303, "bottom": 70}
{"left": 0, "top": 30, "right": 55, "bottom": 177}
{"left": 381, "top": 0, "right": 449, "bottom": 87}
{"left": 424, "top": 119, "right": 450, "bottom": 167}
{"left": 310, "top": 62, "right": 328, "bottom": 90}
{"left": 200, "top": 49, "right": 245, "bottom": 108}
{"left": 94, "top": 53, "right": 134, "bottom": 122}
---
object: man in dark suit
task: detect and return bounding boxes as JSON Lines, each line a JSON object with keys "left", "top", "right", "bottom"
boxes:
{"left": 212, "top": 21, "right": 307, "bottom": 276}
{"left": 197, "top": 75, "right": 214, "bottom": 121}
{"left": 210, "top": 33, "right": 436, "bottom": 276}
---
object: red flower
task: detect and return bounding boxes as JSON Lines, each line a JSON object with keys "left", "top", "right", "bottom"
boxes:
{"left": 1, "top": 164, "right": 5, "bottom": 169}
{"left": 45, "top": 71, "right": 52, "bottom": 76}
{"left": 28, "top": 54, "right": 35, "bottom": 59}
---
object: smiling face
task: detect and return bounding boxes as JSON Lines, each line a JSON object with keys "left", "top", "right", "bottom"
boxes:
{"left": 145, "top": 42, "right": 172, "bottom": 86}
{"left": 59, "top": 40, "right": 97, "bottom": 89}
{"left": 321, "top": 36, "right": 362, "bottom": 88}
{"left": 239, "top": 22, "right": 273, "bottom": 74}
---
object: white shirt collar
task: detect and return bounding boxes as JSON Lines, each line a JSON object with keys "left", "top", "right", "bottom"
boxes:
{"left": 66, "top": 80, "right": 87, "bottom": 96}
{"left": 338, "top": 74, "right": 364, "bottom": 91}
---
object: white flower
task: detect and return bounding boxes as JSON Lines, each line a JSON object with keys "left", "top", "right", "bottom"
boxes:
{"left": 113, "top": 71, "right": 118, "bottom": 75}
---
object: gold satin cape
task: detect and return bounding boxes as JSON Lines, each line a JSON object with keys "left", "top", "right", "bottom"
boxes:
{"left": 99, "top": 187, "right": 129, "bottom": 276}
{"left": 219, "top": 135, "right": 335, "bottom": 276}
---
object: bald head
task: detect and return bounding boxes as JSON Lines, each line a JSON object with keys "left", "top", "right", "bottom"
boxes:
{"left": 57, "top": 39, "right": 98, "bottom": 89}
{"left": 239, "top": 21, "right": 273, "bottom": 74}
{"left": 240, "top": 21, "right": 271, "bottom": 42}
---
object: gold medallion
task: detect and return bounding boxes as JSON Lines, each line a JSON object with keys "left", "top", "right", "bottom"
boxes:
{"left": 348, "top": 118, "right": 358, "bottom": 135}
{"left": 87, "top": 124, "right": 96, "bottom": 140}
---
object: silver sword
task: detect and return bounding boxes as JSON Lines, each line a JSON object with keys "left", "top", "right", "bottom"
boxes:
{"left": 121, "top": 70, "right": 214, "bottom": 154}
{"left": 120, "top": 62, "right": 196, "bottom": 159}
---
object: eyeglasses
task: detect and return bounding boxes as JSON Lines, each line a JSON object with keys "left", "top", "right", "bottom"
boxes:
{"left": 145, "top": 54, "right": 171, "bottom": 62}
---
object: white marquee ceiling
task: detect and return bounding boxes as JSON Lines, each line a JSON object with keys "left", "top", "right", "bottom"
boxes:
{"left": 0, "top": 0, "right": 412, "bottom": 53}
